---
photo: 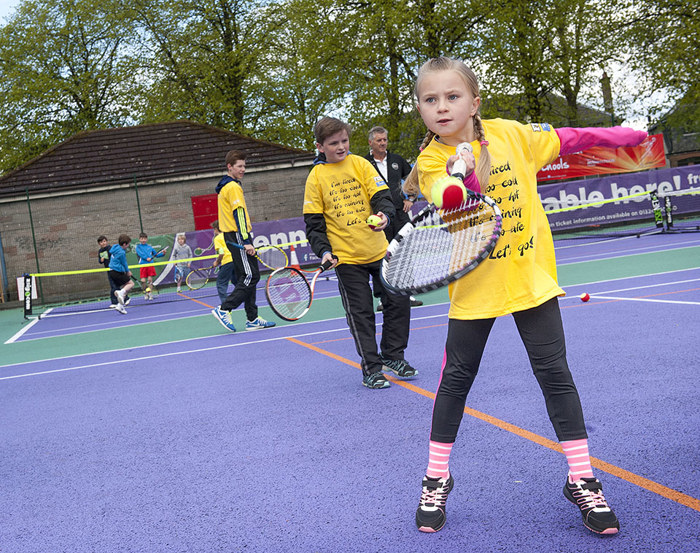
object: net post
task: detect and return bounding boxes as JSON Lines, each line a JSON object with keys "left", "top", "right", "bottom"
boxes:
{"left": 23, "top": 273, "right": 33, "bottom": 319}
{"left": 663, "top": 195, "right": 674, "bottom": 229}
{"left": 649, "top": 190, "right": 664, "bottom": 229}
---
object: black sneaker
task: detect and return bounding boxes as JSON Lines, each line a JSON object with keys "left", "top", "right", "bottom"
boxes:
{"left": 410, "top": 296, "right": 423, "bottom": 307}
{"left": 362, "top": 372, "right": 390, "bottom": 389}
{"left": 564, "top": 476, "right": 619, "bottom": 534}
{"left": 376, "top": 301, "right": 384, "bottom": 312}
{"left": 381, "top": 357, "right": 418, "bottom": 378}
{"left": 416, "top": 473, "right": 454, "bottom": 532}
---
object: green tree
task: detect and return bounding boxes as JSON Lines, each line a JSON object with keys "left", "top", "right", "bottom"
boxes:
{"left": 243, "top": 0, "right": 357, "bottom": 150}
{"left": 547, "top": 0, "right": 630, "bottom": 126}
{"left": 331, "top": 0, "right": 486, "bottom": 159}
{"left": 626, "top": 0, "right": 700, "bottom": 129}
{"left": 130, "top": 0, "right": 272, "bottom": 133}
{"left": 0, "top": 0, "right": 138, "bottom": 173}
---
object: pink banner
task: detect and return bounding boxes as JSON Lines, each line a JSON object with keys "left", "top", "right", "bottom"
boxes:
{"left": 537, "top": 133, "right": 666, "bottom": 181}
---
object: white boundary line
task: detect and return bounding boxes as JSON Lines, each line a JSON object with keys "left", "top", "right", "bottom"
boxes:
{"left": 4, "top": 267, "right": 698, "bottom": 378}
{"left": 0, "top": 310, "right": 450, "bottom": 381}
{"left": 589, "top": 295, "right": 700, "bottom": 306}
{"left": 5, "top": 317, "right": 41, "bottom": 344}
{"left": 557, "top": 243, "right": 700, "bottom": 266}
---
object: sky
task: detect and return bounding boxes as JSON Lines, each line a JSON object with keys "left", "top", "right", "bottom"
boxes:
{"left": 0, "top": 0, "right": 18, "bottom": 21}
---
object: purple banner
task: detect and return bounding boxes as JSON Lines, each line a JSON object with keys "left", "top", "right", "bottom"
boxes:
{"left": 250, "top": 217, "right": 319, "bottom": 266}
{"left": 538, "top": 165, "right": 700, "bottom": 231}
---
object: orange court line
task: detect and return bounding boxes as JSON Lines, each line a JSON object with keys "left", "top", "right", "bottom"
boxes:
{"left": 286, "top": 335, "right": 700, "bottom": 513}
{"left": 179, "top": 294, "right": 215, "bottom": 308}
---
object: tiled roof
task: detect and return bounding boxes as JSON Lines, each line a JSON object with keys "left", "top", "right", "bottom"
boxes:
{"left": 0, "top": 120, "right": 315, "bottom": 199}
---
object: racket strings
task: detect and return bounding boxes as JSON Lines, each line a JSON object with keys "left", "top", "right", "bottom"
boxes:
{"left": 257, "top": 246, "right": 288, "bottom": 270}
{"left": 266, "top": 268, "right": 311, "bottom": 319}
{"left": 384, "top": 202, "right": 499, "bottom": 290}
{"left": 186, "top": 266, "right": 216, "bottom": 290}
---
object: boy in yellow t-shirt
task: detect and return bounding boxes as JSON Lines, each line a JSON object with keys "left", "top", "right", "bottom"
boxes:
{"left": 303, "top": 117, "right": 418, "bottom": 389}
{"left": 212, "top": 150, "right": 275, "bottom": 332}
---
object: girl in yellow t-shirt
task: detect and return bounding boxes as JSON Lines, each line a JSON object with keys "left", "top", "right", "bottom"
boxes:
{"left": 410, "top": 57, "right": 647, "bottom": 536}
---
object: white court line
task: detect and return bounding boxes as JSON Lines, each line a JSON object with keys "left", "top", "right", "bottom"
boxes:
{"left": 5, "top": 317, "right": 41, "bottom": 344}
{"left": 557, "top": 240, "right": 700, "bottom": 264}
{"left": 560, "top": 266, "right": 700, "bottom": 291}
{"left": 557, "top": 243, "right": 700, "bottom": 266}
{"left": 590, "top": 295, "right": 700, "bottom": 306}
{"left": 22, "top": 289, "right": 340, "bottom": 341}
{"left": 20, "top": 305, "right": 209, "bottom": 341}
{"left": 554, "top": 232, "right": 663, "bottom": 251}
{"left": 5, "top": 267, "right": 698, "bottom": 377}
{"left": 560, "top": 276, "right": 700, "bottom": 300}
{"left": 592, "top": 278, "right": 700, "bottom": 296}
{"left": 0, "top": 310, "right": 449, "bottom": 381}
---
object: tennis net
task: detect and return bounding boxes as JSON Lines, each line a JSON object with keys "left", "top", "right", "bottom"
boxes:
{"left": 24, "top": 252, "right": 220, "bottom": 318}
{"left": 23, "top": 231, "right": 313, "bottom": 319}
{"left": 545, "top": 187, "right": 700, "bottom": 239}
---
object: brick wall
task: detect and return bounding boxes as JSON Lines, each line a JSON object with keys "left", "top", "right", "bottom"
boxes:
{"left": 0, "top": 162, "right": 312, "bottom": 303}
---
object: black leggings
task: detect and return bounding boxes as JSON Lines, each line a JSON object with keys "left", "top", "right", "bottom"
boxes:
{"left": 430, "top": 297, "right": 588, "bottom": 443}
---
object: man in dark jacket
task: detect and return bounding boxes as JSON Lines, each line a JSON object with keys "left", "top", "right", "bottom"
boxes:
{"left": 365, "top": 126, "right": 423, "bottom": 309}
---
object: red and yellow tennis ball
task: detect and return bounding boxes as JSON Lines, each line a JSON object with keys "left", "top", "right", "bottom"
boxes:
{"left": 431, "top": 176, "right": 467, "bottom": 210}
{"left": 579, "top": 292, "right": 590, "bottom": 302}
{"left": 366, "top": 215, "right": 382, "bottom": 228}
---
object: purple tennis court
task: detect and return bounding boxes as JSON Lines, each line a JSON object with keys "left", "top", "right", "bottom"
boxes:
{"left": 1, "top": 233, "right": 699, "bottom": 552}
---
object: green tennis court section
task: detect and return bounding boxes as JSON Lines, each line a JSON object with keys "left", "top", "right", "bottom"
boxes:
{"left": 1, "top": 232, "right": 699, "bottom": 552}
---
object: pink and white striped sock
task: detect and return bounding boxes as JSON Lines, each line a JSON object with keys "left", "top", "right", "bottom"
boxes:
{"left": 561, "top": 438, "right": 594, "bottom": 480}
{"left": 426, "top": 440, "right": 453, "bottom": 479}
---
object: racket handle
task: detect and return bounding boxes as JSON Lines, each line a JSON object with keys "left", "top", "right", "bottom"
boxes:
{"left": 451, "top": 142, "right": 473, "bottom": 180}
{"left": 320, "top": 259, "right": 333, "bottom": 272}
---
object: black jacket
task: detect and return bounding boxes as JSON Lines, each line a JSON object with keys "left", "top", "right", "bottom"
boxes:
{"left": 364, "top": 152, "right": 412, "bottom": 209}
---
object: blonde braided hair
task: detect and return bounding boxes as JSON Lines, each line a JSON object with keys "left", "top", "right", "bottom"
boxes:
{"left": 403, "top": 57, "right": 491, "bottom": 198}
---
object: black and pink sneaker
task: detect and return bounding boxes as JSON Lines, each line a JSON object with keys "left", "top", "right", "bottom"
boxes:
{"left": 564, "top": 475, "right": 620, "bottom": 534}
{"left": 415, "top": 472, "right": 454, "bottom": 532}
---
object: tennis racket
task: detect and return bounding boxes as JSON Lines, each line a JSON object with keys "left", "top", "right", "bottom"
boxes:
{"left": 186, "top": 265, "right": 218, "bottom": 290}
{"left": 193, "top": 238, "right": 215, "bottom": 257}
{"left": 265, "top": 259, "right": 333, "bottom": 321}
{"left": 380, "top": 143, "right": 502, "bottom": 295}
{"left": 227, "top": 242, "right": 288, "bottom": 270}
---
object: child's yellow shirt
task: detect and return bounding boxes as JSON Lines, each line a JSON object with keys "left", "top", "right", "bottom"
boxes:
{"left": 418, "top": 119, "right": 563, "bottom": 319}
{"left": 304, "top": 155, "right": 390, "bottom": 265}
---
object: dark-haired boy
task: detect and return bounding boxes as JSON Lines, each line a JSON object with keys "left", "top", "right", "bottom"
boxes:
{"left": 97, "top": 235, "right": 118, "bottom": 308}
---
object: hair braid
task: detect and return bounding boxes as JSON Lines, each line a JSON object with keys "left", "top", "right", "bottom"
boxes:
{"left": 473, "top": 114, "right": 491, "bottom": 190}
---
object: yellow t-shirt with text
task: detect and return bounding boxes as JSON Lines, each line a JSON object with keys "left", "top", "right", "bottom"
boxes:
{"left": 304, "top": 155, "right": 390, "bottom": 265}
{"left": 417, "top": 119, "right": 563, "bottom": 319}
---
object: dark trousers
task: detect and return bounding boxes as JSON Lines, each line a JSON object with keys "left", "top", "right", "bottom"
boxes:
{"left": 216, "top": 261, "right": 237, "bottom": 305}
{"left": 107, "top": 273, "right": 118, "bottom": 305}
{"left": 336, "top": 260, "right": 411, "bottom": 376}
{"left": 221, "top": 232, "right": 260, "bottom": 321}
{"left": 431, "top": 297, "right": 587, "bottom": 443}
